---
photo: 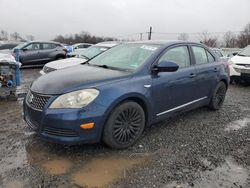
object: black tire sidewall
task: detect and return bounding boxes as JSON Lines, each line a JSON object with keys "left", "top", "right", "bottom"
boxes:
{"left": 209, "top": 81, "right": 227, "bottom": 110}
{"left": 103, "top": 101, "right": 145, "bottom": 149}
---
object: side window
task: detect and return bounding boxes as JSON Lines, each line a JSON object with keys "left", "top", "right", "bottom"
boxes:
{"left": 192, "top": 46, "right": 208, "bottom": 64}
{"left": 206, "top": 51, "right": 215, "bottom": 63}
{"left": 42, "top": 43, "right": 53, "bottom": 50}
{"left": 84, "top": 44, "right": 91, "bottom": 48}
{"left": 25, "top": 43, "right": 40, "bottom": 50}
{"left": 159, "top": 46, "right": 190, "bottom": 68}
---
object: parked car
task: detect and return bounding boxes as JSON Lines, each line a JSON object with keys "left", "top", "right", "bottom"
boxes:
{"left": 66, "top": 43, "right": 93, "bottom": 57}
{"left": 73, "top": 43, "right": 93, "bottom": 51}
{"left": 211, "top": 48, "right": 229, "bottom": 62}
{"left": 24, "top": 41, "right": 229, "bottom": 149}
{"left": 63, "top": 44, "right": 73, "bottom": 54}
{"left": 0, "top": 42, "right": 20, "bottom": 54}
{"left": 228, "top": 45, "right": 250, "bottom": 83}
{"left": 40, "top": 42, "right": 120, "bottom": 74}
{"left": 13, "top": 41, "right": 67, "bottom": 66}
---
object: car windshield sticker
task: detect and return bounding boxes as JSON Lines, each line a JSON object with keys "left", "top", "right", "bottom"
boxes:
{"left": 140, "top": 45, "right": 157, "bottom": 51}
{"left": 100, "top": 48, "right": 107, "bottom": 51}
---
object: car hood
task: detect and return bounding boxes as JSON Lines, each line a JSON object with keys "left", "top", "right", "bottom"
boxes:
{"left": 45, "top": 57, "right": 87, "bottom": 70}
{"left": 231, "top": 55, "right": 250, "bottom": 65}
{"left": 31, "top": 64, "right": 131, "bottom": 95}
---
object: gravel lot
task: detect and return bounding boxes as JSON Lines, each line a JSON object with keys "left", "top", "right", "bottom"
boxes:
{"left": 0, "top": 68, "right": 249, "bottom": 188}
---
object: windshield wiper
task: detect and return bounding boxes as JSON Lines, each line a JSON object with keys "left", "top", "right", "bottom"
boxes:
{"left": 80, "top": 54, "right": 89, "bottom": 59}
{"left": 93, "top": 64, "right": 110, "bottom": 69}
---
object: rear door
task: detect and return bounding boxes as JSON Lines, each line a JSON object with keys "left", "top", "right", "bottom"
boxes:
{"left": 191, "top": 45, "right": 219, "bottom": 98}
{"left": 152, "top": 45, "right": 199, "bottom": 119}
{"left": 39, "top": 43, "right": 57, "bottom": 62}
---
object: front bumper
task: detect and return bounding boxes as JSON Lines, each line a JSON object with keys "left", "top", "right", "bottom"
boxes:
{"left": 230, "top": 64, "right": 250, "bottom": 76}
{"left": 23, "top": 95, "right": 108, "bottom": 145}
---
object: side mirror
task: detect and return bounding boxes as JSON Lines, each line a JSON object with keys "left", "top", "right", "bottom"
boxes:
{"left": 232, "top": 52, "right": 238, "bottom": 56}
{"left": 153, "top": 61, "right": 179, "bottom": 73}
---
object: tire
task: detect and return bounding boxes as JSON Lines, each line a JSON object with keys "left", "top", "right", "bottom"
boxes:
{"left": 103, "top": 101, "right": 145, "bottom": 149}
{"left": 209, "top": 81, "right": 227, "bottom": 110}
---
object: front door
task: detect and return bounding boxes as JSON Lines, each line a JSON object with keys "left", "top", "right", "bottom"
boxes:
{"left": 152, "top": 45, "right": 199, "bottom": 119}
{"left": 21, "top": 42, "right": 41, "bottom": 65}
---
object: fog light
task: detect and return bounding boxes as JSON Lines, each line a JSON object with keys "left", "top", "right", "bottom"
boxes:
{"left": 80, "top": 122, "right": 94, "bottom": 129}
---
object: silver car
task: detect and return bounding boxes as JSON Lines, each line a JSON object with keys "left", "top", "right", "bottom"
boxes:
{"left": 13, "top": 41, "right": 67, "bottom": 66}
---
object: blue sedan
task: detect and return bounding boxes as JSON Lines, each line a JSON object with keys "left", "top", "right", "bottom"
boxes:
{"left": 23, "top": 41, "right": 229, "bottom": 149}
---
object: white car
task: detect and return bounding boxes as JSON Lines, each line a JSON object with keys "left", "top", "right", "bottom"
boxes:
{"left": 228, "top": 45, "right": 250, "bottom": 83}
{"left": 40, "top": 42, "right": 120, "bottom": 75}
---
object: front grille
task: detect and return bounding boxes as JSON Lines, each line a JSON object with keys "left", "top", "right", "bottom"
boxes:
{"left": 236, "top": 64, "right": 250, "bottom": 68}
{"left": 43, "top": 126, "right": 78, "bottom": 137}
{"left": 26, "top": 91, "right": 50, "bottom": 111}
{"left": 43, "top": 66, "right": 56, "bottom": 74}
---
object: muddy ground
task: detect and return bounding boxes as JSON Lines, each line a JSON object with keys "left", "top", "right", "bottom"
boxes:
{"left": 0, "top": 68, "right": 250, "bottom": 188}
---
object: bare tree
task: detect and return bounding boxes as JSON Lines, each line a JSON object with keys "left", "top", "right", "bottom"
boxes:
{"left": 178, "top": 33, "right": 189, "bottom": 41}
{"left": 237, "top": 22, "right": 250, "bottom": 48}
{"left": 0, "top": 30, "right": 9, "bottom": 40}
{"left": 26, "top": 35, "right": 35, "bottom": 41}
{"left": 53, "top": 31, "right": 117, "bottom": 44}
{"left": 10, "top": 32, "right": 21, "bottom": 41}
{"left": 223, "top": 31, "right": 237, "bottom": 48}
{"left": 199, "top": 31, "right": 218, "bottom": 47}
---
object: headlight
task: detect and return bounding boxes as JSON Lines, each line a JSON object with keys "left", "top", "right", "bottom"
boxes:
{"left": 228, "top": 59, "right": 234, "bottom": 65}
{"left": 49, "top": 89, "right": 99, "bottom": 109}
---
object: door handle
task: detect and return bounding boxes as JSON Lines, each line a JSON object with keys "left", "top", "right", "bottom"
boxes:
{"left": 189, "top": 73, "right": 196, "bottom": 78}
{"left": 214, "top": 68, "right": 218, "bottom": 72}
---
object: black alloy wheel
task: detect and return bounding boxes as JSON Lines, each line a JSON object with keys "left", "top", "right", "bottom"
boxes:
{"left": 209, "top": 81, "right": 227, "bottom": 110}
{"left": 103, "top": 101, "right": 145, "bottom": 149}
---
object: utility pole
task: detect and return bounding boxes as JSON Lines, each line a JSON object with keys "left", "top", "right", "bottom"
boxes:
{"left": 148, "top": 26, "right": 152, "bottom": 40}
{"left": 139, "top": 33, "right": 143, "bottom": 41}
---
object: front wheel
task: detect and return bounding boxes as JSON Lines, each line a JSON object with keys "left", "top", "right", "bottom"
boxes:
{"left": 209, "top": 81, "right": 227, "bottom": 110}
{"left": 103, "top": 101, "right": 145, "bottom": 149}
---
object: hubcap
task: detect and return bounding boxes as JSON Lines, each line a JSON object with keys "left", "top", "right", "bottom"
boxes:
{"left": 113, "top": 107, "right": 142, "bottom": 144}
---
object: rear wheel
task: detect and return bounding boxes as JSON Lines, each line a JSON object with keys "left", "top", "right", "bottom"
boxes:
{"left": 103, "top": 101, "right": 145, "bottom": 149}
{"left": 209, "top": 81, "right": 227, "bottom": 110}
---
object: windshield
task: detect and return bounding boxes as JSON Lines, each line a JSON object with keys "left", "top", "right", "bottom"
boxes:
{"left": 88, "top": 43, "right": 160, "bottom": 71}
{"left": 238, "top": 45, "right": 250, "bottom": 56}
{"left": 77, "top": 46, "right": 109, "bottom": 59}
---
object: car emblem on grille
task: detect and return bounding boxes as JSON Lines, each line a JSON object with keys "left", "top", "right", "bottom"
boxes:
{"left": 28, "top": 93, "right": 34, "bottom": 104}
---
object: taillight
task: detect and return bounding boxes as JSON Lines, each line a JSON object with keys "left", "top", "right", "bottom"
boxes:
{"left": 63, "top": 48, "right": 67, "bottom": 53}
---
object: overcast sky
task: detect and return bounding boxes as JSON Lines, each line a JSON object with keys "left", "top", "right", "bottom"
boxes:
{"left": 0, "top": 0, "right": 250, "bottom": 41}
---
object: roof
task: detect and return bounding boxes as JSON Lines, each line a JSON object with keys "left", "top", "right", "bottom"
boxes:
{"left": 27, "top": 40, "right": 61, "bottom": 44}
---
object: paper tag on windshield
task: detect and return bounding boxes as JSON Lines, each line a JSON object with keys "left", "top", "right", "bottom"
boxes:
{"left": 100, "top": 48, "right": 107, "bottom": 51}
{"left": 140, "top": 45, "right": 157, "bottom": 51}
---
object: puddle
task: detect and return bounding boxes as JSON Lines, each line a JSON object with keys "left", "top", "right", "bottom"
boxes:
{"left": 71, "top": 157, "right": 145, "bottom": 187}
{"left": 164, "top": 157, "right": 249, "bottom": 188}
{"left": 195, "top": 157, "right": 249, "bottom": 188}
{"left": 42, "top": 159, "right": 73, "bottom": 175}
{"left": 4, "top": 180, "right": 24, "bottom": 188}
{"left": 24, "top": 142, "right": 147, "bottom": 187}
{"left": 225, "top": 118, "right": 250, "bottom": 131}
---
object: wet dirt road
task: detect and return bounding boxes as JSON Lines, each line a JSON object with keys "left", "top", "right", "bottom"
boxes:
{"left": 0, "top": 68, "right": 250, "bottom": 188}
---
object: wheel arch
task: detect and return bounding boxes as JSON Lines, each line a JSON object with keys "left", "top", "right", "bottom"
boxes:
{"left": 99, "top": 93, "right": 152, "bottom": 142}
{"left": 105, "top": 94, "right": 151, "bottom": 126}
{"left": 220, "top": 78, "right": 228, "bottom": 89}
